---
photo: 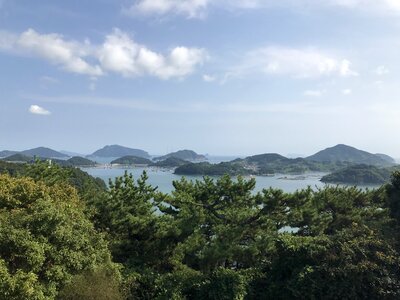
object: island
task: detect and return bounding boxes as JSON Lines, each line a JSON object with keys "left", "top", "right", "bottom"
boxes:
{"left": 111, "top": 156, "right": 153, "bottom": 166}
{"left": 320, "top": 164, "right": 398, "bottom": 185}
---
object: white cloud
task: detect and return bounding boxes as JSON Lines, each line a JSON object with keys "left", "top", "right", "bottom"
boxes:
{"left": 0, "top": 28, "right": 206, "bottom": 80}
{"left": 126, "top": 0, "right": 209, "bottom": 18}
{"left": 203, "top": 74, "right": 216, "bottom": 82}
{"left": 4, "top": 29, "right": 103, "bottom": 76}
{"left": 29, "top": 105, "right": 51, "bottom": 115}
{"left": 239, "top": 46, "right": 357, "bottom": 79}
{"left": 375, "top": 65, "right": 389, "bottom": 76}
{"left": 98, "top": 29, "right": 206, "bottom": 79}
{"left": 342, "top": 88, "right": 352, "bottom": 95}
{"left": 304, "top": 90, "right": 324, "bottom": 97}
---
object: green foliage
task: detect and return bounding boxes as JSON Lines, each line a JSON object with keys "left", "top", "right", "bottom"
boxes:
{"left": 24, "top": 160, "right": 106, "bottom": 204}
{"left": 2, "top": 158, "right": 400, "bottom": 299}
{"left": 0, "top": 160, "right": 25, "bottom": 176}
{"left": 158, "top": 175, "right": 282, "bottom": 273}
{"left": 58, "top": 268, "right": 123, "bottom": 300}
{"left": 255, "top": 229, "right": 400, "bottom": 299}
{"left": 92, "top": 171, "right": 160, "bottom": 269}
{"left": 0, "top": 174, "right": 117, "bottom": 299}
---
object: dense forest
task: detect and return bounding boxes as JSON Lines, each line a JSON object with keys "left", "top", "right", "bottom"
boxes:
{"left": 1, "top": 160, "right": 400, "bottom": 299}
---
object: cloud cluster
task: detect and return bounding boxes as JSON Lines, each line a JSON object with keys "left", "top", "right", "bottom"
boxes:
{"left": 0, "top": 28, "right": 206, "bottom": 80}
{"left": 98, "top": 29, "right": 206, "bottom": 79}
{"left": 18, "top": 29, "right": 102, "bottom": 76}
{"left": 29, "top": 105, "right": 51, "bottom": 115}
{"left": 240, "top": 46, "right": 357, "bottom": 79}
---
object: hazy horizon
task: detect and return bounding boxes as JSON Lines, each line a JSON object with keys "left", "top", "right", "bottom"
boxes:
{"left": 1, "top": 143, "right": 399, "bottom": 160}
{"left": 1, "top": 1, "right": 400, "bottom": 157}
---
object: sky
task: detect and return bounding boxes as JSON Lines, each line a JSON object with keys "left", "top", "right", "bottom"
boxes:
{"left": 1, "top": 0, "right": 400, "bottom": 157}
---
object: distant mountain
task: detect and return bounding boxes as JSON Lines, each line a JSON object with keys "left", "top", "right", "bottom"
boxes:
{"left": 89, "top": 145, "right": 150, "bottom": 159}
{"left": 2, "top": 153, "right": 33, "bottom": 162}
{"left": 175, "top": 152, "right": 354, "bottom": 176}
{"left": 21, "top": 147, "right": 68, "bottom": 158}
{"left": 60, "top": 150, "right": 84, "bottom": 157}
{"left": 111, "top": 156, "right": 152, "bottom": 165}
{"left": 306, "top": 144, "right": 394, "bottom": 166}
{"left": 155, "top": 150, "right": 206, "bottom": 162}
{"left": 0, "top": 150, "right": 18, "bottom": 158}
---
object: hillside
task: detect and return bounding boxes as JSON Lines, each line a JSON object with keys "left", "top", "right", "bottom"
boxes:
{"left": 321, "top": 164, "right": 395, "bottom": 185}
{"left": 175, "top": 162, "right": 252, "bottom": 176}
{"left": 111, "top": 156, "right": 152, "bottom": 165}
{"left": 375, "top": 153, "right": 396, "bottom": 164}
{"left": 67, "top": 156, "right": 97, "bottom": 167}
{"left": 152, "top": 157, "right": 189, "bottom": 168}
{"left": 90, "top": 145, "right": 150, "bottom": 158}
{"left": 306, "top": 144, "right": 394, "bottom": 166}
{"left": 0, "top": 150, "right": 18, "bottom": 158}
{"left": 155, "top": 150, "right": 206, "bottom": 162}
{"left": 2, "top": 153, "right": 33, "bottom": 162}
{"left": 21, "top": 147, "right": 68, "bottom": 158}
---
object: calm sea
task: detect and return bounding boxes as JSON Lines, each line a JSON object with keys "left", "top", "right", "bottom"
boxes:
{"left": 82, "top": 156, "right": 381, "bottom": 193}
{"left": 82, "top": 166, "right": 333, "bottom": 193}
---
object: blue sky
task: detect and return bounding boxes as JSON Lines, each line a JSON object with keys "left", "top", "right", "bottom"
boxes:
{"left": 1, "top": 0, "right": 400, "bottom": 157}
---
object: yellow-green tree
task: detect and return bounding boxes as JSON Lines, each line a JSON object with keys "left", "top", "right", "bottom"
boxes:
{"left": 0, "top": 174, "right": 119, "bottom": 299}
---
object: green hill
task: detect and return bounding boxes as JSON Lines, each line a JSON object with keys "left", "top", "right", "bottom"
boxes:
{"left": 152, "top": 157, "right": 189, "bottom": 168}
{"left": 2, "top": 153, "right": 33, "bottom": 162}
{"left": 321, "top": 164, "right": 394, "bottom": 185}
{"left": 67, "top": 156, "right": 97, "bottom": 167}
{"left": 111, "top": 156, "right": 152, "bottom": 165}
{"left": 21, "top": 147, "right": 68, "bottom": 158}
{"left": 175, "top": 162, "right": 252, "bottom": 176}
{"left": 155, "top": 150, "right": 206, "bottom": 162}
{"left": 90, "top": 145, "right": 150, "bottom": 158}
{"left": 306, "top": 144, "right": 394, "bottom": 166}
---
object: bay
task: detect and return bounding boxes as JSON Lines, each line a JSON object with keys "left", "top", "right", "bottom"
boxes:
{"left": 83, "top": 166, "right": 331, "bottom": 193}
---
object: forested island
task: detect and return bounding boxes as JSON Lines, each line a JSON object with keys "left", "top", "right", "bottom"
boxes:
{"left": 174, "top": 145, "right": 398, "bottom": 186}
{"left": 1, "top": 159, "right": 400, "bottom": 299}
{"left": 321, "top": 164, "right": 400, "bottom": 185}
{"left": 2, "top": 144, "right": 398, "bottom": 186}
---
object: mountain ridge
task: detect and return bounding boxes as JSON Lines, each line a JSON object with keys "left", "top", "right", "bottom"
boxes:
{"left": 306, "top": 144, "right": 394, "bottom": 166}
